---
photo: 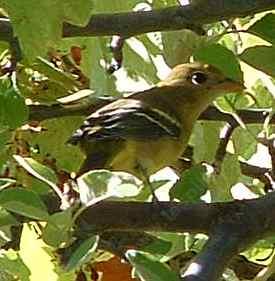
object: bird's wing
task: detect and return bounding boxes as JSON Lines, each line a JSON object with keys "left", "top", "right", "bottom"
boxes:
{"left": 68, "top": 98, "right": 181, "bottom": 143}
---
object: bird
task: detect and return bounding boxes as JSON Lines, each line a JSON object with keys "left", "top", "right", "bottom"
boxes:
{"left": 68, "top": 62, "right": 244, "bottom": 181}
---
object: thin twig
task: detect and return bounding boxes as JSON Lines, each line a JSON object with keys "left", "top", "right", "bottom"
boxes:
{"left": 214, "top": 122, "right": 237, "bottom": 172}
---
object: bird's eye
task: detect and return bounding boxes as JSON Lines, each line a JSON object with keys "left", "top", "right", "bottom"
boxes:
{"left": 191, "top": 72, "right": 208, "bottom": 85}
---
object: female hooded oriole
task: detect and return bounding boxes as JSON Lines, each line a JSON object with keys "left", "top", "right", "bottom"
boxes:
{"left": 68, "top": 62, "right": 244, "bottom": 179}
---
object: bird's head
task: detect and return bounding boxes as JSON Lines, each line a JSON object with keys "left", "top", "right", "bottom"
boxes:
{"left": 157, "top": 62, "right": 244, "bottom": 94}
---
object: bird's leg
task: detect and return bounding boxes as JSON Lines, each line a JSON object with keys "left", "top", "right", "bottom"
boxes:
{"left": 136, "top": 163, "right": 176, "bottom": 221}
{"left": 135, "top": 163, "right": 159, "bottom": 203}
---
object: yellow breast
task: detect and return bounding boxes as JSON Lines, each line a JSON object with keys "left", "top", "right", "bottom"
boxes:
{"left": 109, "top": 134, "right": 189, "bottom": 178}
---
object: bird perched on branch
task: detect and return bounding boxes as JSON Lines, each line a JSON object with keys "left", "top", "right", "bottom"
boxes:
{"left": 68, "top": 62, "right": 243, "bottom": 180}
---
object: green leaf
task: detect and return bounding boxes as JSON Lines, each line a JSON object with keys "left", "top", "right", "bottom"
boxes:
{"left": 194, "top": 43, "right": 243, "bottom": 82}
{"left": 22, "top": 116, "right": 84, "bottom": 172}
{"left": 0, "top": 188, "right": 49, "bottom": 220}
{"left": 77, "top": 170, "right": 142, "bottom": 205}
{"left": 219, "top": 33, "right": 238, "bottom": 54}
{"left": 2, "top": 0, "right": 93, "bottom": 59}
{"left": 42, "top": 209, "right": 73, "bottom": 248}
{"left": 13, "top": 155, "right": 67, "bottom": 204}
{"left": 208, "top": 154, "right": 241, "bottom": 202}
{"left": 77, "top": 170, "right": 114, "bottom": 205}
{"left": 240, "top": 46, "right": 275, "bottom": 77}
{"left": 123, "top": 38, "right": 159, "bottom": 85}
{"left": 2, "top": 1, "right": 61, "bottom": 59}
{"left": 0, "top": 84, "right": 28, "bottom": 129}
{"left": 244, "top": 238, "right": 275, "bottom": 263}
{"left": 215, "top": 92, "right": 250, "bottom": 115}
{"left": 62, "top": 0, "right": 94, "bottom": 25}
{"left": 60, "top": 37, "right": 117, "bottom": 95}
{"left": 135, "top": 180, "right": 169, "bottom": 201}
{"left": 251, "top": 79, "right": 275, "bottom": 108}
{"left": 0, "top": 226, "right": 14, "bottom": 249}
{"left": 65, "top": 236, "right": 99, "bottom": 272}
{"left": 0, "top": 208, "right": 19, "bottom": 227}
{"left": 247, "top": 13, "right": 275, "bottom": 44}
{"left": 232, "top": 125, "right": 261, "bottom": 160}
{"left": 142, "top": 236, "right": 172, "bottom": 256}
{"left": 92, "top": 0, "right": 140, "bottom": 13}
{"left": 126, "top": 250, "right": 180, "bottom": 281}
{"left": 154, "top": 232, "right": 189, "bottom": 259}
{"left": 170, "top": 165, "right": 208, "bottom": 202}
{"left": 33, "top": 57, "right": 80, "bottom": 92}
{"left": 13, "top": 155, "right": 57, "bottom": 186}
{"left": 190, "top": 121, "right": 223, "bottom": 163}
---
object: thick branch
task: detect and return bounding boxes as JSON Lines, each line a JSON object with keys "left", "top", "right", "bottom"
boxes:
{"left": 76, "top": 194, "right": 271, "bottom": 235}
{"left": 180, "top": 201, "right": 263, "bottom": 281}
{"left": 170, "top": 252, "right": 268, "bottom": 280}
{"left": 181, "top": 233, "right": 241, "bottom": 281}
{"left": 76, "top": 191, "right": 275, "bottom": 281}
{"left": 1, "top": 1, "right": 275, "bottom": 43}
{"left": 52, "top": 1, "right": 275, "bottom": 38}
{"left": 77, "top": 201, "right": 213, "bottom": 234}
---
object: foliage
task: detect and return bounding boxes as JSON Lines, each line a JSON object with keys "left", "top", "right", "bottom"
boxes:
{"left": 0, "top": 1, "right": 275, "bottom": 281}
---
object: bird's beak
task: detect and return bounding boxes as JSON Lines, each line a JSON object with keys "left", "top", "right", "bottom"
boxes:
{"left": 218, "top": 78, "right": 245, "bottom": 92}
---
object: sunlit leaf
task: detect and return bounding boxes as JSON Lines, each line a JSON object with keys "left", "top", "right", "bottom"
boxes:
{"left": 77, "top": 169, "right": 142, "bottom": 205}
{"left": 0, "top": 250, "right": 31, "bottom": 281}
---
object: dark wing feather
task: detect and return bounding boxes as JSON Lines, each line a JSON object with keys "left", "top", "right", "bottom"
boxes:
{"left": 68, "top": 98, "right": 181, "bottom": 144}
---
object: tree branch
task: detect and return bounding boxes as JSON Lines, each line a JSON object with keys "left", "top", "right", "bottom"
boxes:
{"left": 214, "top": 122, "right": 237, "bottom": 171}
{"left": 75, "top": 191, "right": 275, "bottom": 281}
{"left": 1, "top": 1, "right": 275, "bottom": 44}
{"left": 76, "top": 201, "right": 213, "bottom": 234}
{"left": 61, "top": 1, "right": 275, "bottom": 38}
{"left": 76, "top": 194, "right": 272, "bottom": 235}
{"left": 199, "top": 106, "right": 271, "bottom": 125}
{"left": 28, "top": 94, "right": 273, "bottom": 125}
{"left": 169, "top": 252, "right": 269, "bottom": 280}
{"left": 180, "top": 202, "right": 262, "bottom": 281}
{"left": 181, "top": 232, "right": 241, "bottom": 281}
